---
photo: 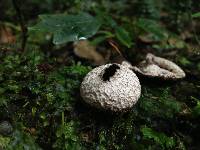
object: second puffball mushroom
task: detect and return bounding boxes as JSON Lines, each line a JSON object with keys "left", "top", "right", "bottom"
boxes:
{"left": 80, "top": 63, "right": 141, "bottom": 112}
{"left": 132, "top": 53, "right": 186, "bottom": 80}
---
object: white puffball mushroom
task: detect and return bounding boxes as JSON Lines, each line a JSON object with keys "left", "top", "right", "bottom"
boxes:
{"left": 132, "top": 53, "right": 186, "bottom": 80}
{"left": 121, "top": 61, "right": 133, "bottom": 69}
{"left": 80, "top": 63, "right": 141, "bottom": 112}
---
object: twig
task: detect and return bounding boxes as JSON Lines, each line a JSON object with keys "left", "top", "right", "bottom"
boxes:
{"left": 12, "top": 0, "right": 28, "bottom": 51}
{"left": 108, "top": 39, "right": 123, "bottom": 56}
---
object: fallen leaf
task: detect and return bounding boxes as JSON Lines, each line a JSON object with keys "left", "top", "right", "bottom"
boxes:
{"left": 0, "top": 26, "right": 16, "bottom": 44}
{"left": 168, "top": 37, "right": 186, "bottom": 49}
{"left": 73, "top": 40, "right": 105, "bottom": 65}
{"left": 180, "top": 30, "right": 192, "bottom": 40}
{"left": 138, "top": 33, "right": 160, "bottom": 43}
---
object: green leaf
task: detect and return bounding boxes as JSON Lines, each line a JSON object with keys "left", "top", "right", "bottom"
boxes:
{"left": 115, "top": 26, "right": 133, "bottom": 48}
{"left": 30, "top": 13, "right": 101, "bottom": 45}
{"left": 95, "top": 10, "right": 117, "bottom": 28}
{"left": 95, "top": 10, "right": 133, "bottom": 47}
{"left": 192, "top": 99, "right": 200, "bottom": 117}
{"left": 91, "top": 31, "right": 114, "bottom": 45}
{"left": 178, "top": 57, "right": 192, "bottom": 66}
{"left": 141, "top": 127, "right": 176, "bottom": 149}
{"left": 136, "top": 18, "right": 167, "bottom": 40}
{"left": 192, "top": 12, "right": 200, "bottom": 18}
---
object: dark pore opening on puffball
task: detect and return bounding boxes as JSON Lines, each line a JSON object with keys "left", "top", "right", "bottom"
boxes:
{"left": 102, "top": 64, "right": 120, "bottom": 81}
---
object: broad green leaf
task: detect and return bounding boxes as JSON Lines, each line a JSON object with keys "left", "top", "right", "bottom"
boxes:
{"left": 95, "top": 9, "right": 117, "bottom": 28}
{"left": 136, "top": 18, "right": 167, "bottom": 40}
{"left": 30, "top": 13, "right": 101, "bottom": 45}
{"left": 92, "top": 35, "right": 110, "bottom": 45}
{"left": 178, "top": 57, "right": 192, "bottom": 66}
{"left": 91, "top": 31, "right": 114, "bottom": 45}
{"left": 115, "top": 26, "right": 133, "bottom": 48}
{"left": 103, "top": 15, "right": 117, "bottom": 28}
{"left": 192, "top": 12, "right": 200, "bottom": 18}
{"left": 96, "top": 10, "right": 133, "bottom": 47}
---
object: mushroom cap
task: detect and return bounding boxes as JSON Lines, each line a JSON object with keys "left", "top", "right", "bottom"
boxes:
{"left": 132, "top": 53, "right": 186, "bottom": 80}
{"left": 80, "top": 63, "right": 141, "bottom": 112}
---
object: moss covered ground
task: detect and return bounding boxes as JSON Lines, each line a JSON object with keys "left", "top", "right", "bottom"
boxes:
{"left": 0, "top": 48, "right": 200, "bottom": 149}
{"left": 1, "top": 0, "right": 200, "bottom": 149}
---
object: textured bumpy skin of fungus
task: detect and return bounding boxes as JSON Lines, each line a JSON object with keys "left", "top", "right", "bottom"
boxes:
{"left": 132, "top": 53, "right": 186, "bottom": 80}
{"left": 121, "top": 61, "right": 133, "bottom": 69}
{"left": 80, "top": 64, "right": 141, "bottom": 112}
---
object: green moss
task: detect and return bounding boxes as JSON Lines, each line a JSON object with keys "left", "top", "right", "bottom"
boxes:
{"left": 139, "top": 87, "right": 182, "bottom": 119}
{"left": 0, "top": 49, "right": 198, "bottom": 150}
{"left": 141, "top": 126, "right": 176, "bottom": 149}
{"left": 0, "top": 50, "right": 91, "bottom": 149}
{"left": 0, "top": 135, "right": 10, "bottom": 149}
{"left": 7, "top": 130, "right": 41, "bottom": 150}
{"left": 53, "top": 121, "right": 82, "bottom": 150}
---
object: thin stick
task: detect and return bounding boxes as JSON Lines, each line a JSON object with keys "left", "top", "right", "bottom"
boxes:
{"left": 108, "top": 39, "right": 123, "bottom": 56}
{"left": 12, "top": 0, "right": 28, "bottom": 51}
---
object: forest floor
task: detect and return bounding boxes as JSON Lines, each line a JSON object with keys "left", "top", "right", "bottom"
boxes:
{"left": 0, "top": 0, "right": 200, "bottom": 150}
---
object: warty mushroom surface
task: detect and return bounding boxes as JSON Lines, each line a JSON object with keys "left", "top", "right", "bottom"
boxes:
{"left": 80, "top": 63, "right": 141, "bottom": 112}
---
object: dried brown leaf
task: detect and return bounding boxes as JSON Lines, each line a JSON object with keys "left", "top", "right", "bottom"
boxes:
{"left": 0, "top": 26, "right": 16, "bottom": 44}
{"left": 73, "top": 40, "right": 105, "bottom": 65}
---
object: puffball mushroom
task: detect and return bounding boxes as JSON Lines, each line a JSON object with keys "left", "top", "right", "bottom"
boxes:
{"left": 132, "top": 53, "right": 186, "bottom": 80}
{"left": 80, "top": 63, "right": 141, "bottom": 112}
